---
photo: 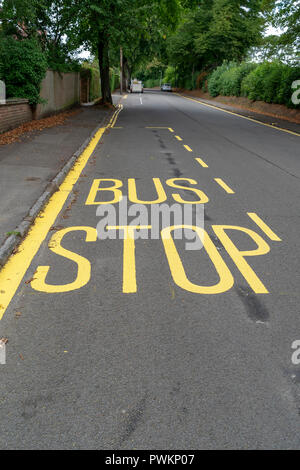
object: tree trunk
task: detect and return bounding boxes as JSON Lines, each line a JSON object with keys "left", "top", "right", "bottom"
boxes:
{"left": 98, "top": 34, "right": 112, "bottom": 104}
{"left": 125, "top": 60, "right": 132, "bottom": 90}
{"left": 122, "top": 57, "right": 129, "bottom": 92}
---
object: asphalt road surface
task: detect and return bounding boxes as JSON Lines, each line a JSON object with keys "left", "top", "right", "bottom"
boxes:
{"left": 0, "top": 90, "right": 300, "bottom": 449}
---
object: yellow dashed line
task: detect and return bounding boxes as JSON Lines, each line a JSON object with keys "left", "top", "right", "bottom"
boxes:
{"left": 195, "top": 158, "right": 208, "bottom": 168}
{"left": 215, "top": 178, "right": 235, "bottom": 194}
{"left": 175, "top": 136, "right": 183, "bottom": 141}
{"left": 184, "top": 145, "right": 193, "bottom": 152}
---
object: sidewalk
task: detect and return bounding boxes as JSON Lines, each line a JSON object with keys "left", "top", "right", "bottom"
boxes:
{"left": 0, "top": 105, "right": 112, "bottom": 249}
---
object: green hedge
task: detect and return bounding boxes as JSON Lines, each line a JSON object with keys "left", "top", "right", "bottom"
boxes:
{"left": 207, "top": 61, "right": 255, "bottom": 97}
{"left": 163, "top": 66, "right": 176, "bottom": 86}
{"left": 80, "top": 66, "right": 101, "bottom": 101}
{"left": 207, "top": 61, "right": 300, "bottom": 108}
{"left": 207, "top": 62, "right": 233, "bottom": 97}
{"left": 0, "top": 37, "right": 47, "bottom": 104}
{"left": 144, "top": 79, "right": 160, "bottom": 88}
{"left": 241, "top": 62, "right": 300, "bottom": 108}
{"left": 81, "top": 66, "right": 120, "bottom": 100}
{"left": 110, "top": 69, "right": 120, "bottom": 92}
{"left": 217, "top": 62, "right": 256, "bottom": 96}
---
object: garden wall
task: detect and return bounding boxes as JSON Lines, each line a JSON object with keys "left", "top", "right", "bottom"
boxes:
{"left": 0, "top": 99, "right": 32, "bottom": 134}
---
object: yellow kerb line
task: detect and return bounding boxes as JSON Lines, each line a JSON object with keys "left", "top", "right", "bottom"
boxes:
{"left": 175, "top": 136, "right": 183, "bottom": 141}
{"left": 0, "top": 107, "right": 122, "bottom": 320}
{"left": 195, "top": 158, "right": 208, "bottom": 168}
{"left": 247, "top": 213, "right": 282, "bottom": 241}
{"left": 184, "top": 145, "right": 193, "bottom": 152}
{"left": 175, "top": 93, "right": 300, "bottom": 138}
{"left": 214, "top": 178, "right": 235, "bottom": 194}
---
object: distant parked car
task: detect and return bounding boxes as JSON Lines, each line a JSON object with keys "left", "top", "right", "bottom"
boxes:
{"left": 161, "top": 83, "right": 172, "bottom": 92}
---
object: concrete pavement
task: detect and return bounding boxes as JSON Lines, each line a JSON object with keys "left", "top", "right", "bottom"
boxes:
{"left": 0, "top": 90, "right": 299, "bottom": 449}
{"left": 0, "top": 106, "right": 112, "bottom": 248}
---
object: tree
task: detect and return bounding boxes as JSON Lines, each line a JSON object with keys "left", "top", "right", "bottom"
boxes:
{"left": 269, "top": 0, "right": 299, "bottom": 53}
{"left": 0, "top": 0, "right": 81, "bottom": 71}
{"left": 167, "top": 0, "right": 265, "bottom": 85}
{"left": 69, "top": 0, "right": 180, "bottom": 104}
{"left": 0, "top": 36, "right": 47, "bottom": 103}
{"left": 118, "top": 1, "right": 180, "bottom": 86}
{"left": 1, "top": 0, "right": 181, "bottom": 102}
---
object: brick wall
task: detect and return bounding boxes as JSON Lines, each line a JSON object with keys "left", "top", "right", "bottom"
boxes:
{"left": 0, "top": 99, "right": 32, "bottom": 134}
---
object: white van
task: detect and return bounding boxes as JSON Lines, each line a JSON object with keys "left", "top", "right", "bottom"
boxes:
{"left": 130, "top": 79, "right": 143, "bottom": 93}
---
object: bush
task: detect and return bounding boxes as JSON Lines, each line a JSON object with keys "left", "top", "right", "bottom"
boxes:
{"left": 206, "top": 60, "right": 300, "bottom": 108}
{"left": 163, "top": 66, "right": 176, "bottom": 86}
{"left": 144, "top": 79, "right": 160, "bottom": 88}
{"left": 81, "top": 66, "right": 101, "bottom": 101}
{"left": 218, "top": 62, "right": 257, "bottom": 96}
{"left": 241, "top": 62, "right": 300, "bottom": 108}
{"left": 207, "top": 62, "right": 234, "bottom": 97}
{"left": 0, "top": 37, "right": 47, "bottom": 104}
{"left": 277, "top": 66, "right": 300, "bottom": 108}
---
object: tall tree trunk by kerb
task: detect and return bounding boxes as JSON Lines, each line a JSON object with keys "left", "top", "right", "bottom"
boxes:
{"left": 124, "top": 59, "right": 132, "bottom": 90}
{"left": 98, "top": 34, "right": 112, "bottom": 104}
{"left": 122, "top": 57, "right": 129, "bottom": 92}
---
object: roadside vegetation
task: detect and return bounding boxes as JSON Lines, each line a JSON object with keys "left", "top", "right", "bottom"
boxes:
{"left": 138, "top": 0, "right": 300, "bottom": 109}
{"left": 206, "top": 61, "right": 300, "bottom": 108}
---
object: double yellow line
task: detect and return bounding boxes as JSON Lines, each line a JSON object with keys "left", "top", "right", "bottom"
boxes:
{"left": 110, "top": 104, "right": 123, "bottom": 128}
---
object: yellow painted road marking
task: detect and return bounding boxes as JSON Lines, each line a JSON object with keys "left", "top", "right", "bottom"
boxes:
{"left": 175, "top": 93, "right": 300, "bottom": 138}
{"left": 247, "top": 213, "right": 282, "bottom": 241}
{"left": 123, "top": 95, "right": 128, "bottom": 100}
{"left": 166, "top": 178, "right": 209, "bottom": 204}
{"left": 110, "top": 105, "right": 123, "bottom": 128}
{"left": 212, "top": 225, "right": 270, "bottom": 294}
{"left": 86, "top": 179, "right": 123, "bottom": 205}
{"left": 107, "top": 226, "right": 152, "bottom": 293}
{"left": 195, "top": 158, "right": 208, "bottom": 168}
{"left": 145, "top": 127, "right": 175, "bottom": 132}
{"left": 0, "top": 107, "right": 122, "bottom": 320}
{"left": 175, "top": 136, "right": 183, "bottom": 141}
{"left": 214, "top": 178, "right": 235, "bottom": 194}
{"left": 31, "top": 227, "right": 98, "bottom": 293}
{"left": 184, "top": 145, "right": 193, "bottom": 152}
{"left": 162, "top": 225, "right": 234, "bottom": 294}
